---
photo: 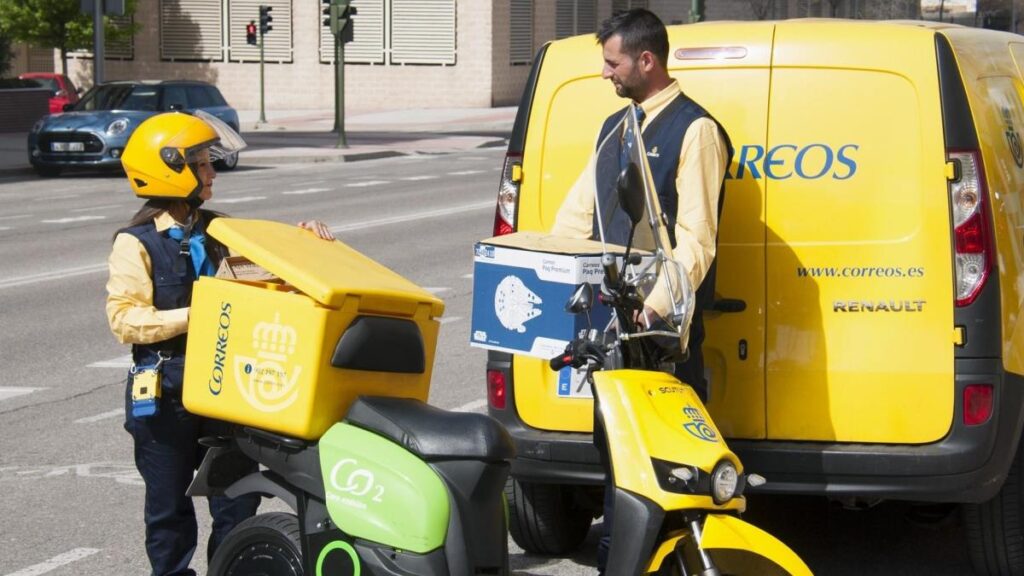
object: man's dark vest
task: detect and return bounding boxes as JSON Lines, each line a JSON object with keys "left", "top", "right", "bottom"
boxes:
{"left": 120, "top": 210, "right": 222, "bottom": 387}
{"left": 593, "top": 93, "right": 733, "bottom": 374}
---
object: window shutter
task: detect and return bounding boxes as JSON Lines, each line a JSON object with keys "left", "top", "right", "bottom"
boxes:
{"left": 69, "top": 14, "right": 135, "bottom": 61}
{"left": 228, "top": 0, "right": 293, "bottom": 63}
{"left": 320, "top": 0, "right": 386, "bottom": 64}
{"left": 27, "top": 46, "right": 55, "bottom": 72}
{"left": 391, "top": 0, "right": 455, "bottom": 65}
{"left": 576, "top": 0, "right": 596, "bottom": 35}
{"left": 555, "top": 0, "right": 574, "bottom": 39}
{"left": 510, "top": 0, "right": 533, "bottom": 65}
{"left": 160, "top": 0, "right": 223, "bottom": 61}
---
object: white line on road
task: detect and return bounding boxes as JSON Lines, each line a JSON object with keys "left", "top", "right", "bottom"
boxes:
{"left": 40, "top": 215, "right": 106, "bottom": 224}
{"left": 72, "top": 204, "right": 124, "bottom": 213}
{"left": 461, "top": 273, "right": 474, "bottom": 279}
{"left": 0, "top": 263, "right": 108, "bottom": 290}
{"left": 454, "top": 398, "right": 487, "bottom": 412}
{"left": 74, "top": 409, "right": 123, "bottom": 424}
{"left": 439, "top": 316, "right": 463, "bottom": 325}
{"left": 423, "top": 287, "right": 450, "bottom": 294}
{"left": 2, "top": 548, "right": 101, "bottom": 576}
{"left": 0, "top": 226, "right": 10, "bottom": 231}
{"left": 88, "top": 355, "right": 132, "bottom": 368}
{"left": 345, "top": 180, "right": 389, "bottom": 188}
{"left": 213, "top": 196, "right": 267, "bottom": 204}
{"left": 329, "top": 200, "right": 492, "bottom": 233}
{"left": 36, "top": 194, "right": 80, "bottom": 201}
{"left": 3, "top": 202, "right": 493, "bottom": 291}
{"left": 400, "top": 176, "right": 437, "bottom": 181}
{"left": 293, "top": 180, "right": 326, "bottom": 186}
{"left": 283, "top": 187, "right": 331, "bottom": 195}
{"left": 0, "top": 387, "right": 43, "bottom": 402}
{"left": 448, "top": 170, "right": 484, "bottom": 176}
{"left": 0, "top": 214, "right": 31, "bottom": 221}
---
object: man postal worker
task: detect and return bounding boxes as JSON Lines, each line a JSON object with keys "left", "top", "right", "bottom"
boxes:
{"left": 548, "top": 8, "right": 732, "bottom": 575}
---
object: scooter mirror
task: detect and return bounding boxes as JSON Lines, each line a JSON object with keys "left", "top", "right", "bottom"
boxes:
{"left": 565, "top": 282, "right": 594, "bottom": 314}
{"left": 616, "top": 161, "right": 645, "bottom": 228}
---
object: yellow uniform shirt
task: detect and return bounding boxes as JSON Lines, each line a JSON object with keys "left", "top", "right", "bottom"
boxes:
{"left": 551, "top": 80, "right": 729, "bottom": 319}
{"left": 106, "top": 211, "right": 192, "bottom": 345}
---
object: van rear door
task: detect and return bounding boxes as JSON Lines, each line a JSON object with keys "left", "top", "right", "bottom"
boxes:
{"left": 764, "top": 22, "right": 954, "bottom": 443}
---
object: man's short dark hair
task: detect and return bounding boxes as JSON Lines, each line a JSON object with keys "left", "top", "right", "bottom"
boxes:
{"left": 596, "top": 8, "right": 669, "bottom": 67}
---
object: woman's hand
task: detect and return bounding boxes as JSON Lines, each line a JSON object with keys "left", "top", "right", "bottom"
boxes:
{"left": 297, "top": 220, "right": 335, "bottom": 241}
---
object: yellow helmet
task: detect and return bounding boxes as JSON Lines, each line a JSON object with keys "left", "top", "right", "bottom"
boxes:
{"left": 121, "top": 112, "right": 220, "bottom": 200}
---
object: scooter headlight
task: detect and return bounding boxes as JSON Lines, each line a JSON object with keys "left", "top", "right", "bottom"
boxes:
{"left": 711, "top": 461, "right": 739, "bottom": 504}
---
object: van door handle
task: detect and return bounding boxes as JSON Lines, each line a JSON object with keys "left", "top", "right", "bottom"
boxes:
{"left": 711, "top": 298, "right": 746, "bottom": 313}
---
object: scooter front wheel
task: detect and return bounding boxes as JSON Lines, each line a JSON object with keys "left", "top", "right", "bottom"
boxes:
{"left": 209, "top": 512, "right": 304, "bottom": 576}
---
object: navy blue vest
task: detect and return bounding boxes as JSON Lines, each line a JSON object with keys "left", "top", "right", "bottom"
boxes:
{"left": 120, "top": 210, "right": 222, "bottom": 386}
{"left": 593, "top": 93, "right": 732, "bottom": 366}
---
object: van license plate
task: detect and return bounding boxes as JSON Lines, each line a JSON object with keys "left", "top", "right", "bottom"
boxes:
{"left": 51, "top": 142, "right": 84, "bottom": 152}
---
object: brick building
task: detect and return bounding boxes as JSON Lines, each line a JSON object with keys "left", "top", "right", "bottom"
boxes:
{"left": 9, "top": 0, "right": 925, "bottom": 112}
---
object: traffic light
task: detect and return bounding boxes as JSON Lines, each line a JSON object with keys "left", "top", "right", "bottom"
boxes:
{"left": 246, "top": 21, "right": 257, "bottom": 45}
{"left": 259, "top": 5, "right": 273, "bottom": 35}
{"left": 323, "top": 0, "right": 356, "bottom": 39}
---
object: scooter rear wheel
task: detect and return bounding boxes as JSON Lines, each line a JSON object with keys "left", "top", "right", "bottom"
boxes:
{"left": 208, "top": 512, "right": 303, "bottom": 576}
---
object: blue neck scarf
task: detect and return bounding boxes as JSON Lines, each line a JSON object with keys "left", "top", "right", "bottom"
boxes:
{"left": 167, "top": 225, "right": 216, "bottom": 278}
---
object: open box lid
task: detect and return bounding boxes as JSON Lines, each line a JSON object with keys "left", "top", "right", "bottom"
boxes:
{"left": 208, "top": 218, "right": 444, "bottom": 315}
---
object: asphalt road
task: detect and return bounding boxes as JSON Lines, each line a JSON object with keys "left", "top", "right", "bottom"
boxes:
{"left": 0, "top": 153, "right": 976, "bottom": 575}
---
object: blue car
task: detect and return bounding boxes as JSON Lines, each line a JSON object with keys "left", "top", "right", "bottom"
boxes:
{"left": 27, "top": 80, "right": 240, "bottom": 177}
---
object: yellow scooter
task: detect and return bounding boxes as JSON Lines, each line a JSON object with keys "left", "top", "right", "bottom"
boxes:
{"left": 547, "top": 108, "right": 812, "bottom": 576}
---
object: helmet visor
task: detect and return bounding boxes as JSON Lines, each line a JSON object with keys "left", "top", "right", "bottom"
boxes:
{"left": 192, "top": 109, "right": 247, "bottom": 162}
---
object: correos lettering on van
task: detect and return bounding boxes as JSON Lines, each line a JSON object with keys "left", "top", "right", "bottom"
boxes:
{"left": 726, "top": 143, "right": 858, "bottom": 180}
{"left": 208, "top": 301, "right": 232, "bottom": 395}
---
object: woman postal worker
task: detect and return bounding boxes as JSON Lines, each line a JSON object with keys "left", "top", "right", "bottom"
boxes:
{"left": 104, "top": 110, "right": 333, "bottom": 576}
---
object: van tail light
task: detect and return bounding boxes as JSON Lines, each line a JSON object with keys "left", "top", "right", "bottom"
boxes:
{"left": 964, "top": 384, "right": 993, "bottom": 425}
{"left": 493, "top": 153, "right": 522, "bottom": 236}
{"left": 948, "top": 150, "right": 992, "bottom": 307}
{"left": 487, "top": 369, "right": 507, "bottom": 410}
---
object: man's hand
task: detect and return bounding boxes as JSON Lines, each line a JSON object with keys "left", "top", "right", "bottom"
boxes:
{"left": 297, "top": 220, "right": 336, "bottom": 241}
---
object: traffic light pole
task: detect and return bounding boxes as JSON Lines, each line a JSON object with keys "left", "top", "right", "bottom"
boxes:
{"left": 336, "top": 33, "right": 347, "bottom": 148}
{"left": 259, "top": 31, "right": 266, "bottom": 124}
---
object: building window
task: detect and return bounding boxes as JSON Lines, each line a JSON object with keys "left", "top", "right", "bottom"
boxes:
{"left": 556, "top": 0, "right": 597, "bottom": 39}
{"left": 227, "top": 0, "right": 293, "bottom": 63}
{"left": 510, "top": 0, "right": 533, "bottom": 65}
{"left": 160, "top": 0, "right": 224, "bottom": 61}
{"left": 391, "top": 0, "right": 456, "bottom": 65}
{"left": 319, "top": 0, "right": 386, "bottom": 64}
{"left": 69, "top": 14, "right": 135, "bottom": 61}
{"left": 611, "top": 0, "right": 648, "bottom": 13}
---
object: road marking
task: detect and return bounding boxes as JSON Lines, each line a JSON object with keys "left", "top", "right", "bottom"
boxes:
{"left": 346, "top": 180, "right": 389, "bottom": 188}
{"left": 88, "top": 354, "right": 132, "bottom": 369}
{"left": 329, "top": 200, "right": 492, "bottom": 233}
{"left": 461, "top": 273, "right": 474, "bottom": 279}
{"left": 3, "top": 202, "right": 493, "bottom": 291}
{"left": 448, "top": 170, "right": 484, "bottom": 176}
{"left": 400, "top": 176, "right": 437, "bottom": 181}
{"left": 74, "top": 409, "right": 123, "bottom": 424}
{"left": 0, "top": 263, "right": 108, "bottom": 290}
{"left": 0, "top": 226, "right": 10, "bottom": 231}
{"left": 3, "top": 548, "right": 101, "bottom": 576}
{"left": 423, "top": 287, "right": 450, "bottom": 294}
{"left": 455, "top": 399, "right": 487, "bottom": 412}
{"left": 36, "top": 193, "right": 80, "bottom": 201}
{"left": 0, "top": 463, "right": 142, "bottom": 486}
{"left": 72, "top": 204, "right": 123, "bottom": 213}
{"left": 293, "top": 180, "right": 326, "bottom": 186}
{"left": 0, "top": 387, "right": 43, "bottom": 402}
{"left": 0, "top": 214, "right": 31, "bottom": 221}
{"left": 40, "top": 215, "right": 106, "bottom": 224}
{"left": 459, "top": 156, "right": 487, "bottom": 161}
{"left": 213, "top": 196, "right": 266, "bottom": 204}
{"left": 283, "top": 187, "right": 331, "bottom": 195}
{"left": 439, "top": 316, "right": 463, "bottom": 325}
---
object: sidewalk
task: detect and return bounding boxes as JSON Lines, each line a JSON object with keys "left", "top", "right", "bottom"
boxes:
{"left": 0, "top": 106, "right": 516, "bottom": 174}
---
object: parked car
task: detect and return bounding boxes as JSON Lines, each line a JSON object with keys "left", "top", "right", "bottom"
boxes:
{"left": 18, "top": 72, "right": 81, "bottom": 114}
{"left": 27, "top": 80, "right": 240, "bottom": 177}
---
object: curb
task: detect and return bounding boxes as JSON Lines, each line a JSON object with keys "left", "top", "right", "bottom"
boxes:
{"left": 240, "top": 150, "right": 406, "bottom": 166}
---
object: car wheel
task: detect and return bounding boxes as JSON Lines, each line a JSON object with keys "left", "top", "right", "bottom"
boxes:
{"left": 964, "top": 439, "right": 1024, "bottom": 575}
{"left": 215, "top": 151, "right": 239, "bottom": 171}
{"left": 208, "top": 512, "right": 303, "bottom": 576}
{"left": 33, "top": 165, "right": 61, "bottom": 178}
{"left": 505, "top": 477, "right": 594, "bottom": 555}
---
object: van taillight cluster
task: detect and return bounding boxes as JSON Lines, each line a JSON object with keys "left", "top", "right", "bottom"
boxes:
{"left": 493, "top": 153, "right": 522, "bottom": 236}
{"left": 948, "top": 150, "right": 992, "bottom": 307}
{"left": 487, "top": 369, "right": 507, "bottom": 409}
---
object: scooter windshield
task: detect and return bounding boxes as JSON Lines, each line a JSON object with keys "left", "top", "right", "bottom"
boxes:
{"left": 591, "top": 105, "right": 695, "bottom": 348}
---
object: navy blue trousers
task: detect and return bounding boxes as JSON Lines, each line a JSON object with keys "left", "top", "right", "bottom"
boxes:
{"left": 125, "top": 378, "right": 259, "bottom": 576}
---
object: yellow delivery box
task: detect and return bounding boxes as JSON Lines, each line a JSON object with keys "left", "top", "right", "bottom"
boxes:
{"left": 182, "top": 218, "right": 444, "bottom": 440}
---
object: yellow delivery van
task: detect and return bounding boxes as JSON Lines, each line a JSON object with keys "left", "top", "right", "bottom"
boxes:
{"left": 484, "top": 19, "right": 1024, "bottom": 574}
{"left": 183, "top": 218, "right": 444, "bottom": 440}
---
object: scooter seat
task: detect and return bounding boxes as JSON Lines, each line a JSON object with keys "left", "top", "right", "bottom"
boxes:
{"left": 346, "top": 396, "right": 515, "bottom": 462}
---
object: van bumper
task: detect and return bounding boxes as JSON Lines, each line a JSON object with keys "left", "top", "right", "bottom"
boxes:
{"left": 487, "top": 351, "right": 605, "bottom": 485}
{"left": 733, "top": 359, "right": 1024, "bottom": 504}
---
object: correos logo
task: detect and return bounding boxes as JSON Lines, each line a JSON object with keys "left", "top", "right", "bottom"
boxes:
{"left": 232, "top": 312, "right": 302, "bottom": 413}
{"left": 208, "top": 302, "right": 232, "bottom": 395}
{"left": 726, "top": 143, "right": 859, "bottom": 181}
